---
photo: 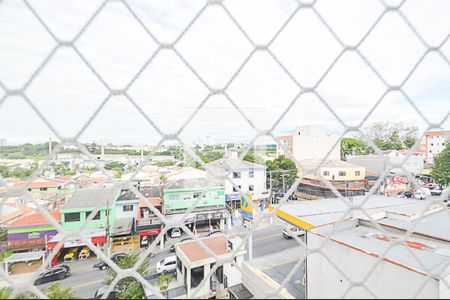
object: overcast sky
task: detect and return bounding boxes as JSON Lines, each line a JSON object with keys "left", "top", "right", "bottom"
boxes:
{"left": 0, "top": 0, "right": 449, "bottom": 146}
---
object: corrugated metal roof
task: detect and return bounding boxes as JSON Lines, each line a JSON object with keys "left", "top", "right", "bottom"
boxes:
{"left": 63, "top": 187, "right": 119, "bottom": 209}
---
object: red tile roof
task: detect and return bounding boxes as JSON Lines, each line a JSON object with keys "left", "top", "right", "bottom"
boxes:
{"left": 178, "top": 235, "right": 229, "bottom": 263}
{"left": 56, "top": 175, "right": 73, "bottom": 181}
{"left": 139, "top": 198, "right": 162, "bottom": 208}
{"left": 425, "top": 130, "right": 450, "bottom": 137}
{"left": 0, "top": 204, "right": 34, "bottom": 223}
{"left": 13, "top": 180, "right": 61, "bottom": 189}
{"left": 277, "top": 135, "right": 293, "bottom": 141}
{"left": 7, "top": 208, "right": 60, "bottom": 227}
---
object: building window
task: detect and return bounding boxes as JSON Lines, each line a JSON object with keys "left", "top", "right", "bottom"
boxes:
{"left": 123, "top": 205, "right": 133, "bottom": 212}
{"left": 64, "top": 213, "right": 80, "bottom": 223}
{"left": 355, "top": 171, "right": 360, "bottom": 176}
{"left": 249, "top": 171, "right": 254, "bottom": 178}
{"left": 39, "top": 187, "right": 48, "bottom": 191}
{"left": 431, "top": 143, "right": 433, "bottom": 146}
{"left": 323, "top": 171, "right": 329, "bottom": 176}
{"left": 233, "top": 185, "right": 242, "bottom": 192}
{"left": 85, "top": 211, "right": 101, "bottom": 220}
{"left": 191, "top": 266, "right": 204, "bottom": 289}
{"left": 169, "top": 194, "right": 179, "bottom": 201}
{"left": 249, "top": 185, "right": 254, "bottom": 192}
{"left": 233, "top": 172, "right": 241, "bottom": 179}
{"left": 339, "top": 171, "right": 346, "bottom": 177}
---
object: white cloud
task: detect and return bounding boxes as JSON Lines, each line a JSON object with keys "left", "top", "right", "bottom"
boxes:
{"left": 0, "top": 0, "right": 448, "bottom": 145}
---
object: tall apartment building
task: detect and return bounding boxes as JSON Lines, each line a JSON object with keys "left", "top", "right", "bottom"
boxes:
{"left": 276, "top": 135, "right": 293, "bottom": 157}
{"left": 424, "top": 130, "right": 449, "bottom": 164}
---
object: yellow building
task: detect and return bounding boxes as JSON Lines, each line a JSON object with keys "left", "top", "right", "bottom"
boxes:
{"left": 297, "top": 160, "right": 366, "bottom": 199}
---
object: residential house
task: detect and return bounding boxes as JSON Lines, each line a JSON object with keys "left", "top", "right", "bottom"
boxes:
{"left": 60, "top": 187, "right": 120, "bottom": 231}
{"left": 276, "top": 135, "right": 293, "bottom": 157}
{"left": 49, "top": 187, "right": 120, "bottom": 251}
{"left": 206, "top": 154, "right": 268, "bottom": 210}
{"left": 136, "top": 187, "right": 163, "bottom": 248}
{"left": 13, "top": 179, "right": 64, "bottom": 193}
{"left": 297, "top": 160, "right": 366, "bottom": 199}
{"left": 163, "top": 178, "right": 227, "bottom": 232}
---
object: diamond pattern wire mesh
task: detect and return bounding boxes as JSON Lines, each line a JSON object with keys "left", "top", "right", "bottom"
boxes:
{"left": 0, "top": 0, "right": 449, "bottom": 299}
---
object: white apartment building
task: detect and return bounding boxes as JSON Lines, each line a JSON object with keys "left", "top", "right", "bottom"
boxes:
{"left": 206, "top": 153, "right": 268, "bottom": 207}
{"left": 292, "top": 125, "right": 340, "bottom": 161}
{"left": 424, "top": 130, "right": 449, "bottom": 164}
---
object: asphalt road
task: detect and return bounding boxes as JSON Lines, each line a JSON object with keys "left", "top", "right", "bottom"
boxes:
{"left": 35, "top": 224, "right": 299, "bottom": 298}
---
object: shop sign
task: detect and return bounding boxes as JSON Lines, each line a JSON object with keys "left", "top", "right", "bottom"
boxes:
{"left": 139, "top": 228, "right": 161, "bottom": 236}
{"left": 27, "top": 232, "right": 41, "bottom": 240}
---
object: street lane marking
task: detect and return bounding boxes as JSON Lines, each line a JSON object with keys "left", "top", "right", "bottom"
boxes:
{"left": 72, "top": 278, "right": 104, "bottom": 289}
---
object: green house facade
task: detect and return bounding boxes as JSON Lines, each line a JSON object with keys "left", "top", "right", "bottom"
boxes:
{"left": 163, "top": 179, "right": 225, "bottom": 214}
{"left": 60, "top": 187, "right": 119, "bottom": 231}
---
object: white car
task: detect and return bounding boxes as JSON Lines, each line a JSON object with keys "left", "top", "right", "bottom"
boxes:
{"left": 282, "top": 226, "right": 305, "bottom": 239}
{"left": 170, "top": 228, "right": 182, "bottom": 238}
{"left": 414, "top": 188, "right": 431, "bottom": 200}
{"left": 156, "top": 256, "right": 177, "bottom": 274}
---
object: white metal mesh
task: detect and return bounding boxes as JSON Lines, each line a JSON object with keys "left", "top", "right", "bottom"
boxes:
{"left": 0, "top": 0, "right": 449, "bottom": 299}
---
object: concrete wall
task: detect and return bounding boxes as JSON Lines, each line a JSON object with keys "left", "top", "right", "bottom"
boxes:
{"left": 307, "top": 233, "right": 439, "bottom": 299}
{"left": 293, "top": 128, "right": 340, "bottom": 161}
{"left": 241, "top": 261, "right": 294, "bottom": 299}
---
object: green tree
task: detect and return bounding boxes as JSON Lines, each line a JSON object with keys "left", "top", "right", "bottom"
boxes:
{"left": 44, "top": 283, "right": 79, "bottom": 299}
{"left": 157, "top": 272, "right": 173, "bottom": 291}
{"left": 340, "top": 137, "right": 373, "bottom": 160}
{"left": 266, "top": 156, "right": 298, "bottom": 193}
{"left": 431, "top": 143, "right": 450, "bottom": 186}
{"left": 104, "top": 161, "right": 126, "bottom": 171}
{"left": 362, "top": 121, "right": 418, "bottom": 150}
{"left": 103, "top": 252, "right": 151, "bottom": 299}
{"left": 0, "top": 283, "right": 78, "bottom": 299}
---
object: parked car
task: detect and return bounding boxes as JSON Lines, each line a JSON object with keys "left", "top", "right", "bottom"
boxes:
{"left": 397, "top": 191, "right": 413, "bottom": 198}
{"left": 414, "top": 188, "right": 431, "bottom": 200}
{"left": 156, "top": 256, "right": 177, "bottom": 274}
{"left": 282, "top": 226, "right": 305, "bottom": 239}
{"left": 34, "top": 265, "right": 71, "bottom": 285}
{"left": 430, "top": 187, "right": 443, "bottom": 196}
{"left": 94, "top": 285, "right": 123, "bottom": 299}
{"left": 170, "top": 228, "right": 182, "bottom": 238}
{"left": 93, "top": 253, "right": 126, "bottom": 270}
{"left": 425, "top": 183, "right": 438, "bottom": 189}
{"left": 63, "top": 248, "right": 78, "bottom": 263}
{"left": 78, "top": 247, "right": 91, "bottom": 260}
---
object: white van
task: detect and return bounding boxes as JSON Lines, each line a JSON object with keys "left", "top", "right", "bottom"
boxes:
{"left": 156, "top": 256, "right": 177, "bottom": 274}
